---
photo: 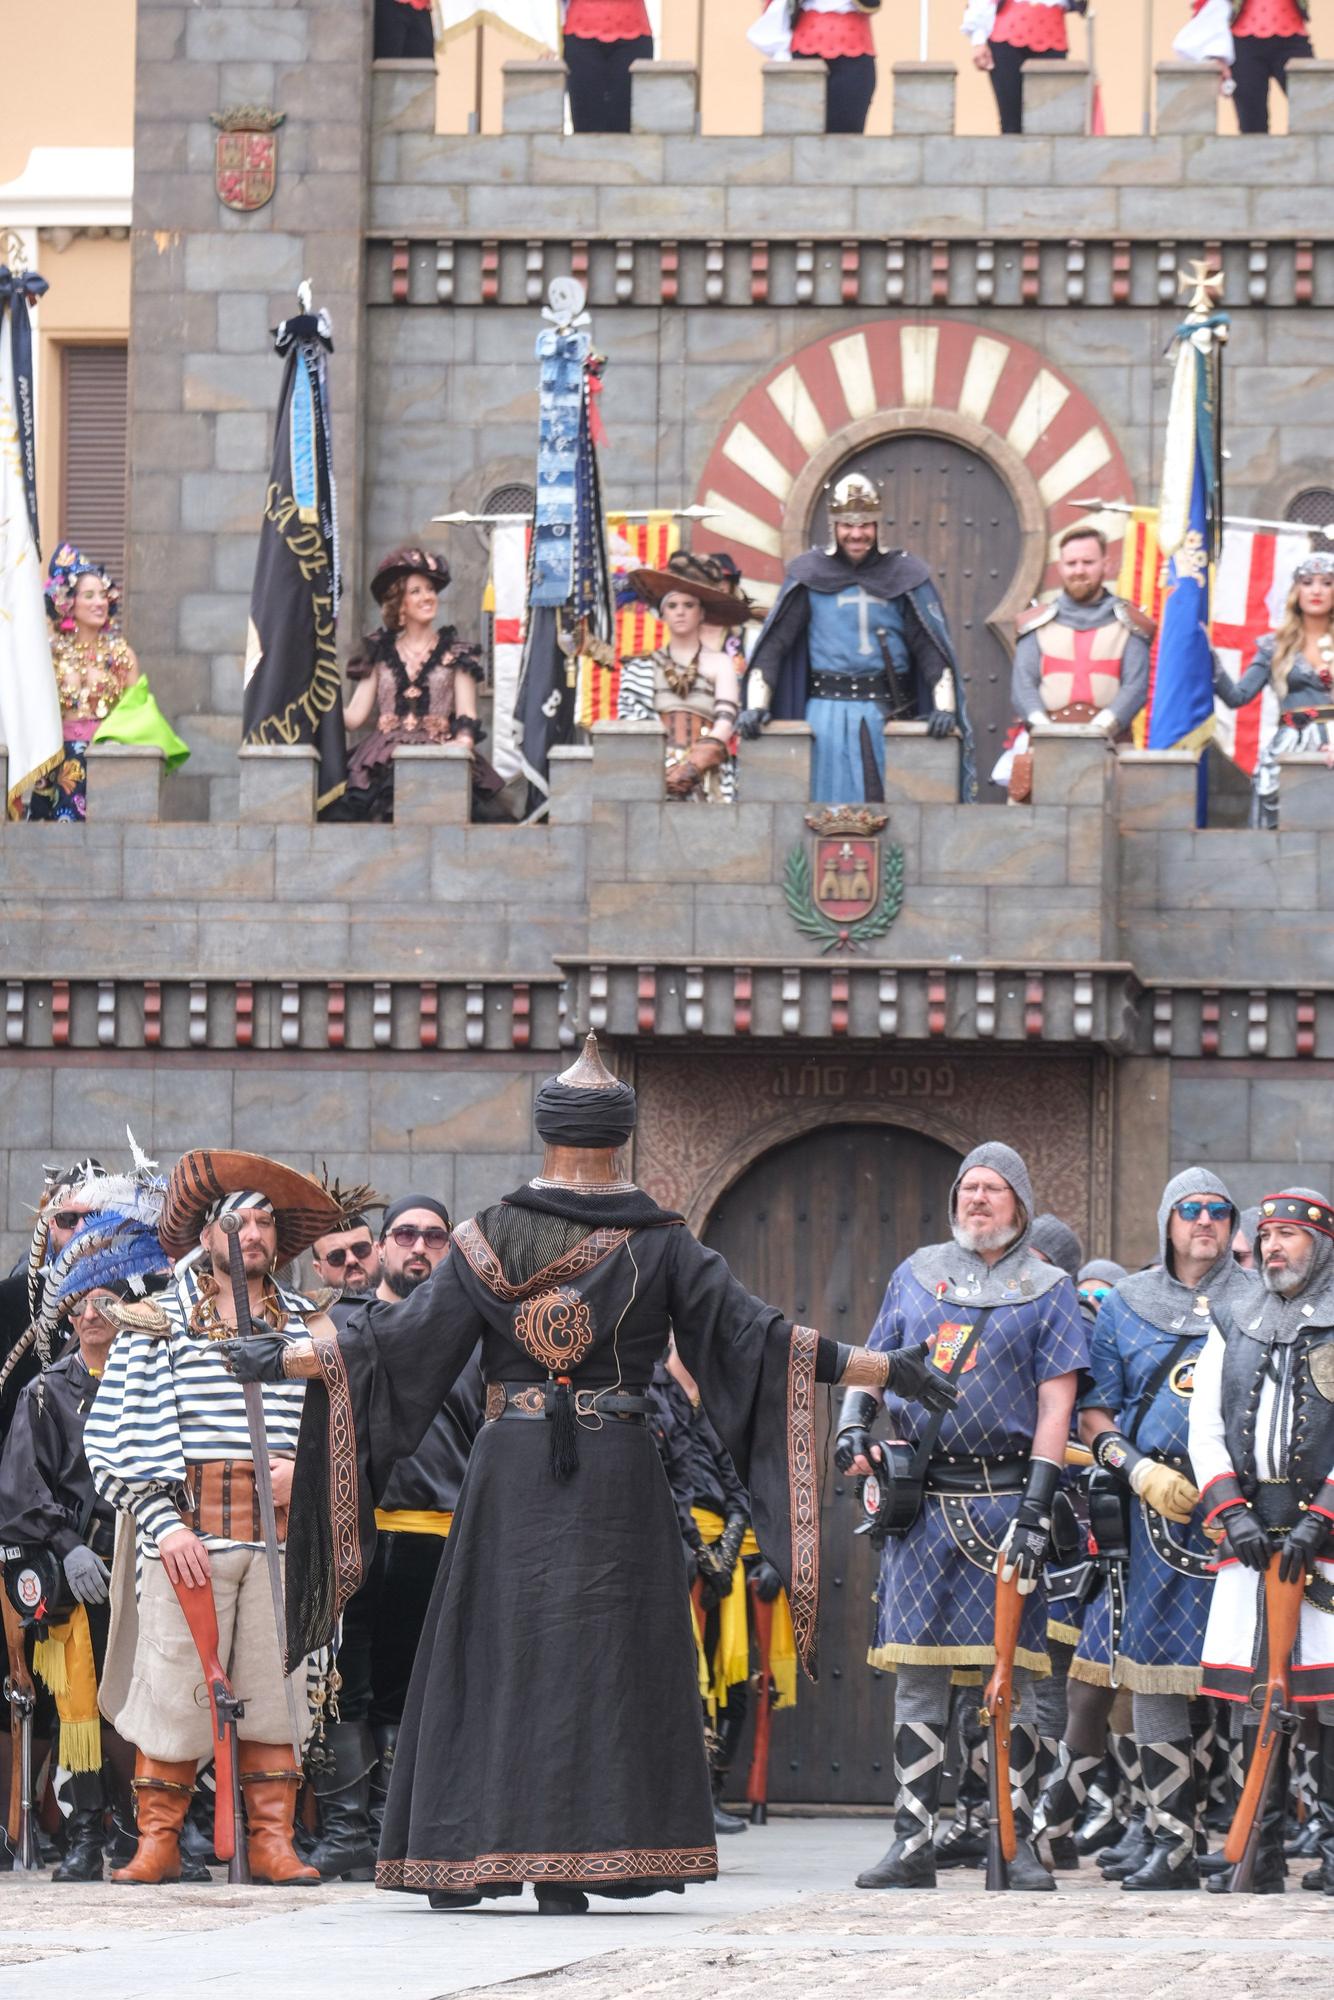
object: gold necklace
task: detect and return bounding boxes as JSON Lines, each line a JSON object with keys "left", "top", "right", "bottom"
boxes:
{"left": 189, "top": 1274, "right": 285, "bottom": 1339}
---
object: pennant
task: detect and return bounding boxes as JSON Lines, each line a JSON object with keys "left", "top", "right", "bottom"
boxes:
{"left": 0, "top": 262, "right": 63, "bottom": 814}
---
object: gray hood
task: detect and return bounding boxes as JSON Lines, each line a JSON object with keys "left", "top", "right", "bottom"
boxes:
{"left": 1117, "top": 1167, "right": 1253, "bottom": 1333}
{"left": 1030, "top": 1214, "right": 1084, "bottom": 1280}
{"left": 911, "top": 1142, "right": 1067, "bottom": 1307}
{"left": 1079, "top": 1259, "right": 1128, "bottom": 1286}
{"left": 1242, "top": 1186, "right": 1334, "bottom": 1345}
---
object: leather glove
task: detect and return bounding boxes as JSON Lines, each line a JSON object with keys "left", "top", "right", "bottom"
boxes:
{"left": 1129, "top": 1459, "right": 1200, "bottom": 1526}
{"left": 925, "top": 707, "right": 957, "bottom": 739}
{"left": 834, "top": 1424, "right": 873, "bottom": 1475}
{"left": 1000, "top": 1456, "right": 1061, "bottom": 1595}
{"left": 834, "top": 1388, "right": 880, "bottom": 1474}
{"left": 1220, "top": 1504, "right": 1271, "bottom": 1572}
{"left": 694, "top": 1544, "right": 727, "bottom": 1612}
{"left": 1279, "top": 1509, "right": 1332, "bottom": 1584}
{"left": 217, "top": 1334, "right": 290, "bottom": 1382}
{"left": 737, "top": 707, "right": 768, "bottom": 740}
{"left": 717, "top": 1513, "right": 747, "bottom": 1575}
{"left": 751, "top": 1558, "right": 783, "bottom": 1603}
{"left": 888, "top": 1341, "right": 960, "bottom": 1414}
{"left": 62, "top": 1542, "right": 110, "bottom": 1605}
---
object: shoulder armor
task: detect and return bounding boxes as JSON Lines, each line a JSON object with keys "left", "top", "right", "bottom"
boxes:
{"left": 1112, "top": 598, "right": 1156, "bottom": 641}
{"left": 102, "top": 1298, "right": 173, "bottom": 1338}
{"left": 1016, "top": 600, "right": 1059, "bottom": 636}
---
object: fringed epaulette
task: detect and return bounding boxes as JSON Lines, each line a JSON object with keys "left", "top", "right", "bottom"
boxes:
{"left": 100, "top": 1298, "right": 174, "bottom": 1339}
{"left": 1016, "top": 600, "right": 1058, "bottom": 636}
{"left": 1112, "top": 597, "right": 1156, "bottom": 642}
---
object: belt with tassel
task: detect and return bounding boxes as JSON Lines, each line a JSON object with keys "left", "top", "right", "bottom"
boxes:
{"left": 484, "top": 1381, "right": 651, "bottom": 1424}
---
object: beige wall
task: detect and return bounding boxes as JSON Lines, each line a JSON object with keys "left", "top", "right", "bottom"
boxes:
{"left": 438, "top": 0, "right": 1315, "bottom": 135}
{"left": 34, "top": 233, "right": 133, "bottom": 558}
{"left": 0, "top": 0, "right": 136, "bottom": 180}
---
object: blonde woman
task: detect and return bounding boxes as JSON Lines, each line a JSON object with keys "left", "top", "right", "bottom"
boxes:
{"left": 1213, "top": 551, "right": 1334, "bottom": 828}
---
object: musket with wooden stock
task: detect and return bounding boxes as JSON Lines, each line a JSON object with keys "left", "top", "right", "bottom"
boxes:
{"left": 745, "top": 1577, "right": 775, "bottom": 1826}
{"left": 164, "top": 1570, "right": 248, "bottom": 1881}
{"left": 1225, "top": 1553, "right": 1304, "bottom": 1893}
{"left": 980, "top": 1555, "right": 1024, "bottom": 1891}
{"left": 0, "top": 1591, "right": 41, "bottom": 1870}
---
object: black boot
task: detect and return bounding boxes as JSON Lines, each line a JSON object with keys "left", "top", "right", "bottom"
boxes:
{"left": 711, "top": 1768, "right": 748, "bottom": 1835}
{"left": 1037, "top": 1745, "right": 1101, "bottom": 1872}
{"left": 304, "top": 1721, "right": 377, "bottom": 1881}
{"left": 368, "top": 1723, "right": 398, "bottom": 1847}
{"left": 179, "top": 1778, "right": 219, "bottom": 1868}
{"left": 1208, "top": 1728, "right": 1290, "bottom": 1895}
{"left": 1302, "top": 1724, "right": 1334, "bottom": 1892}
{"left": 535, "top": 1886, "right": 589, "bottom": 1914}
{"left": 52, "top": 1769, "right": 106, "bottom": 1883}
{"left": 1122, "top": 1741, "right": 1200, "bottom": 1891}
{"left": 935, "top": 1717, "right": 988, "bottom": 1870}
{"left": 1074, "top": 1756, "right": 1125, "bottom": 1855}
{"left": 855, "top": 1721, "right": 945, "bottom": 1889}
{"left": 1006, "top": 1723, "right": 1055, "bottom": 1890}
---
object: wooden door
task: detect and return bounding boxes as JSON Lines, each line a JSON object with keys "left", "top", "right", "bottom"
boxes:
{"left": 810, "top": 435, "right": 1024, "bottom": 786}
{"left": 703, "top": 1120, "right": 960, "bottom": 1805}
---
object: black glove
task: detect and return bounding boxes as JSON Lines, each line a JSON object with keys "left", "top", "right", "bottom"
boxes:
{"left": 1220, "top": 1503, "right": 1270, "bottom": 1573}
{"left": 1279, "top": 1509, "right": 1330, "bottom": 1583}
{"left": 888, "top": 1342, "right": 959, "bottom": 1415}
{"left": 694, "top": 1544, "right": 728, "bottom": 1612}
{"left": 63, "top": 1543, "right": 111, "bottom": 1605}
{"left": 217, "top": 1334, "right": 290, "bottom": 1383}
{"left": 751, "top": 1558, "right": 783, "bottom": 1603}
{"left": 925, "top": 707, "right": 957, "bottom": 739}
{"left": 717, "top": 1513, "right": 747, "bottom": 1575}
{"left": 737, "top": 707, "right": 768, "bottom": 740}
{"left": 834, "top": 1388, "right": 880, "bottom": 1474}
{"left": 1001, "top": 1456, "right": 1061, "bottom": 1594}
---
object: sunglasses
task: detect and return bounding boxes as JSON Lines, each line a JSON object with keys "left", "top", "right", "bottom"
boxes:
{"left": 388, "top": 1226, "right": 449, "bottom": 1250}
{"left": 321, "top": 1241, "right": 375, "bottom": 1270}
{"left": 1175, "top": 1201, "right": 1232, "bottom": 1222}
{"left": 50, "top": 1209, "right": 84, "bottom": 1230}
{"left": 1079, "top": 1283, "right": 1112, "bottom": 1307}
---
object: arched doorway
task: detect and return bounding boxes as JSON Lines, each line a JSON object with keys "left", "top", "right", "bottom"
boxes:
{"left": 809, "top": 432, "right": 1024, "bottom": 765}
{"left": 703, "top": 1119, "right": 960, "bottom": 1806}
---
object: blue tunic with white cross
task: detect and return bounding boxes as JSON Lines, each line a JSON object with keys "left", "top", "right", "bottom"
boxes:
{"left": 805, "top": 587, "right": 910, "bottom": 803}
{"left": 1084, "top": 1291, "right": 1214, "bottom": 1691}
{"left": 866, "top": 1262, "right": 1089, "bottom": 1674}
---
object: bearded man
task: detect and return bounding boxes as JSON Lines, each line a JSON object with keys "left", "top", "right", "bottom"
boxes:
{"left": 1190, "top": 1188, "right": 1334, "bottom": 1895}
{"left": 837, "top": 1143, "right": 1088, "bottom": 1892}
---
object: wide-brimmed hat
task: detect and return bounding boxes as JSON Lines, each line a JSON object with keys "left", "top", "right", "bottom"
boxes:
{"left": 628, "top": 550, "right": 752, "bottom": 625}
{"left": 159, "top": 1150, "right": 365, "bottom": 1261}
{"left": 370, "top": 547, "right": 451, "bottom": 605}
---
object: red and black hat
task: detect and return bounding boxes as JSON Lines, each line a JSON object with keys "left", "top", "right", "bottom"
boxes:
{"left": 1257, "top": 1192, "right": 1334, "bottom": 1242}
{"left": 370, "top": 547, "right": 451, "bottom": 605}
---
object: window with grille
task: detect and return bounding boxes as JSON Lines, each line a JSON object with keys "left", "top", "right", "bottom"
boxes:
{"left": 1286, "top": 487, "right": 1334, "bottom": 553}
{"left": 60, "top": 344, "right": 128, "bottom": 587}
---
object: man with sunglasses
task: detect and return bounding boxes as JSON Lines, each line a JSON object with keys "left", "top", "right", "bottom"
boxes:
{"left": 304, "top": 1194, "right": 485, "bottom": 1882}
{"left": 1078, "top": 1170, "right": 1257, "bottom": 1891}
{"left": 312, "top": 1216, "right": 381, "bottom": 1322}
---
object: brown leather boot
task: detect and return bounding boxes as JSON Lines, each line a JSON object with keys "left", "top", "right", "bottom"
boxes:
{"left": 111, "top": 1754, "right": 196, "bottom": 1884}
{"left": 239, "top": 1742, "right": 320, "bottom": 1885}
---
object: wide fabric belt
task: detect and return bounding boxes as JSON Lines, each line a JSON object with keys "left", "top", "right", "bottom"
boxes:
{"left": 924, "top": 1453, "right": 1028, "bottom": 1495}
{"left": 808, "top": 668, "right": 888, "bottom": 703}
{"left": 1252, "top": 1478, "right": 1303, "bottom": 1535}
{"left": 484, "top": 1382, "right": 651, "bottom": 1424}
{"left": 181, "top": 1460, "right": 288, "bottom": 1543}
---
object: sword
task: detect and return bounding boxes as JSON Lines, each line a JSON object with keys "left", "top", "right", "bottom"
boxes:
{"left": 219, "top": 1211, "right": 304, "bottom": 1761}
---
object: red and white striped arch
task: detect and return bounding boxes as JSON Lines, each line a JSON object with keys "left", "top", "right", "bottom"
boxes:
{"left": 692, "top": 319, "right": 1136, "bottom": 609}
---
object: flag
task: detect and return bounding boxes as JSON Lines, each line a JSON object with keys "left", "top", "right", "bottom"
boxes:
{"left": 438, "top": 2, "right": 560, "bottom": 49}
{"left": 1116, "top": 508, "right": 1164, "bottom": 750}
{"left": 0, "top": 261, "right": 62, "bottom": 815}
{"left": 1149, "top": 448, "right": 1215, "bottom": 757}
{"left": 576, "top": 509, "right": 679, "bottom": 727}
{"left": 1210, "top": 525, "right": 1312, "bottom": 774}
{"left": 487, "top": 519, "right": 528, "bottom": 780}
{"left": 241, "top": 309, "right": 347, "bottom": 811}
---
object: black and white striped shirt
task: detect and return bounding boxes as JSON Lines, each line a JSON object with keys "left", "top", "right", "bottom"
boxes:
{"left": 85, "top": 1270, "right": 308, "bottom": 1556}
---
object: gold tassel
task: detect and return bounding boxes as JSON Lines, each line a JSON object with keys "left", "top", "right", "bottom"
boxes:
{"left": 33, "top": 1633, "right": 70, "bottom": 1695}
{"left": 866, "top": 1641, "right": 1053, "bottom": 1678}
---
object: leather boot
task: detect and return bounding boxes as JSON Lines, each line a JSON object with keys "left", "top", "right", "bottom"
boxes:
{"left": 1007, "top": 1723, "right": 1056, "bottom": 1890}
{"left": 238, "top": 1742, "right": 320, "bottom": 1885}
{"left": 1122, "top": 1741, "right": 1200, "bottom": 1891}
{"left": 1208, "top": 1728, "right": 1290, "bottom": 1895}
{"left": 936, "top": 1711, "right": 988, "bottom": 1869}
{"left": 111, "top": 1754, "right": 196, "bottom": 1884}
{"left": 368, "top": 1722, "right": 398, "bottom": 1845}
{"left": 712, "top": 1768, "right": 748, "bottom": 1835}
{"left": 855, "top": 1721, "right": 945, "bottom": 1889}
{"left": 52, "top": 1768, "right": 106, "bottom": 1883}
{"left": 1037, "top": 1746, "right": 1101, "bottom": 1872}
{"left": 1074, "top": 1756, "right": 1125, "bottom": 1855}
{"left": 1302, "top": 1724, "right": 1334, "bottom": 1892}
{"left": 303, "top": 1721, "right": 377, "bottom": 1881}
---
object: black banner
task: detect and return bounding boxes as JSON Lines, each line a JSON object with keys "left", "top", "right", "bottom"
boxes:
{"left": 0, "top": 265, "right": 49, "bottom": 552}
{"left": 241, "top": 312, "right": 347, "bottom": 810}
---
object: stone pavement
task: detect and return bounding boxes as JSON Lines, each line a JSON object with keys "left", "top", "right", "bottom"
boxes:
{"left": 5, "top": 1820, "right": 1334, "bottom": 2000}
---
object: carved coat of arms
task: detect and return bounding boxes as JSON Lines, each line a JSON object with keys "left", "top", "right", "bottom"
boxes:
{"left": 211, "top": 108, "right": 285, "bottom": 213}
{"left": 784, "top": 806, "right": 904, "bottom": 954}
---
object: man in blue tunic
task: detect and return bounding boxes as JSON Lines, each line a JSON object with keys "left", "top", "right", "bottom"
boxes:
{"left": 1078, "top": 1170, "right": 1259, "bottom": 1891}
{"left": 739, "top": 474, "right": 974, "bottom": 802}
{"left": 836, "top": 1142, "right": 1088, "bottom": 1891}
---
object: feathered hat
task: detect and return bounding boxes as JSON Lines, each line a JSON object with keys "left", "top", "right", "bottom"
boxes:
{"left": 158, "top": 1149, "right": 376, "bottom": 1261}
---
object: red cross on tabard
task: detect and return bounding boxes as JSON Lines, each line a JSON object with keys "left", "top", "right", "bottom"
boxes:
{"left": 1063, "top": 628, "right": 1105, "bottom": 706}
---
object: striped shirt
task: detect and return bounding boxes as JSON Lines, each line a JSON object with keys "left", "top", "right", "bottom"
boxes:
{"left": 84, "top": 1270, "right": 309, "bottom": 1557}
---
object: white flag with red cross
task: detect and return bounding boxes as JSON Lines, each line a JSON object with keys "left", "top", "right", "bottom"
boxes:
{"left": 1211, "top": 526, "right": 1313, "bottom": 775}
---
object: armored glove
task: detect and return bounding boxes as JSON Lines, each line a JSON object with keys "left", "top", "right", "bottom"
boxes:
{"left": 925, "top": 707, "right": 957, "bottom": 739}
{"left": 1219, "top": 1504, "right": 1271, "bottom": 1573}
{"left": 716, "top": 1513, "right": 748, "bottom": 1576}
{"left": 1000, "top": 1456, "right": 1062, "bottom": 1595}
{"left": 889, "top": 1341, "right": 960, "bottom": 1415}
{"left": 751, "top": 1558, "right": 783, "bottom": 1603}
{"left": 694, "top": 1542, "right": 729, "bottom": 1612}
{"left": 834, "top": 1388, "right": 880, "bottom": 1475}
{"left": 62, "top": 1543, "right": 110, "bottom": 1605}
{"left": 737, "top": 708, "right": 769, "bottom": 740}
{"left": 217, "top": 1334, "right": 291, "bottom": 1382}
{"left": 1092, "top": 1429, "right": 1199, "bottom": 1525}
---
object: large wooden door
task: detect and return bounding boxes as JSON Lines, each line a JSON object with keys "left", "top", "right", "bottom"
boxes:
{"left": 810, "top": 434, "right": 1024, "bottom": 783}
{"left": 703, "top": 1121, "right": 960, "bottom": 1805}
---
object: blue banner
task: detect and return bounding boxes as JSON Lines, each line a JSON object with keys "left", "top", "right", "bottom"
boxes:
{"left": 1148, "top": 435, "right": 1215, "bottom": 756}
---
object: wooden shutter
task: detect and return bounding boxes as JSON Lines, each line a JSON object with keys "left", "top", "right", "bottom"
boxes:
{"left": 61, "top": 345, "right": 128, "bottom": 587}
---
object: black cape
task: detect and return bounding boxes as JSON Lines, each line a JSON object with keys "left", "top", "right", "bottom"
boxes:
{"left": 285, "top": 1189, "right": 829, "bottom": 1898}
{"left": 0, "top": 1349, "right": 113, "bottom": 1556}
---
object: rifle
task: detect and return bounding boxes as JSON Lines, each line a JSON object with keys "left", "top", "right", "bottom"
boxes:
{"left": 980, "top": 1556, "right": 1023, "bottom": 1891}
{"left": 165, "top": 1571, "right": 249, "bottom": 1883}
{"left": 1225, "top": 1553, "right": 1304, "bottom": 1893}
{"left": 0, "top": 1591, "right": 41, "bottom": 1870}
{"left": 745, "top": 1579, "right": 775, "bottom": 1827}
